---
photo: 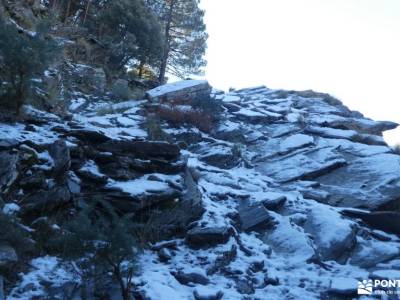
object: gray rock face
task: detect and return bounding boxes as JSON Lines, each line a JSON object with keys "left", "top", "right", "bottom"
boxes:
{"left": 257, "top": 147, "right": 347, "bottom": 183}
{"left": 316, "top": 153, "right": 400, "bottom": 209}
{"left": 146, "top": 80, "right": 212, "bottom": 103}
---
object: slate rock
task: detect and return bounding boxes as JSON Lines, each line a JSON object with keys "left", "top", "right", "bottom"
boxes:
{"left": 69, "top": 129, "right": 111, "bottom": 144}
{"left": 304, "top": 204, "right": 356, "bottom": 262}
{"left": 342, "top": 210, "right": 400, "bottom": 235}
{"left": 22, "top": 186, "right": 71, "bottom": 214}
{"left": 239, "top": 203, "right": 275, "bottom": 232}
{"left": 316, "top": 153, "right": 400, "bottom": 209}
{"left": 98, "top": 140, "right": 180, "bottom": 160}
{"left": 146, "top": 80, "right": 212, "bottom": 103}
{"left": 171, "top": 270, "right": 210, "bottom": 286}
{"left": 186, "top": 226, "right": 232, "bottom": 249}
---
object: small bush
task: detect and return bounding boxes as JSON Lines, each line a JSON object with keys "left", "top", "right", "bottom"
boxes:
{"left": 49, "top": 200, "right": 139, "bottom": 300}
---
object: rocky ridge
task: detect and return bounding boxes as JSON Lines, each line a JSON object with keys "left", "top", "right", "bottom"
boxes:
{"left": 1, "top": 78, "right": 400, "bottom": 299}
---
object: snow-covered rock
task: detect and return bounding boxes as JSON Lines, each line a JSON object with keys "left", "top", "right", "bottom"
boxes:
{"left": 146, "top": 80, "right": 211, "bottom": 102}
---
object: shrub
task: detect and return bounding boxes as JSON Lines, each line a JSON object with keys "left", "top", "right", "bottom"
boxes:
{"left": 157, "top": 104, "right": 215, "bottom": 133}
{"left": 0, "top": 18, "right": 59, "bottom": 113}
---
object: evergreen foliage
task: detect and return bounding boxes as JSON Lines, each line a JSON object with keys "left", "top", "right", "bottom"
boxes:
{"left": 0, "top": 18, "right": 59, "bottom": 113}
{"left": 146, "top": 0, "right": 208, "bottom": 83}
{"left": 84, "top": 0, "right": 164, "bottom": 79}
{"left": 50, "top": 200, "right": 138, "bottom": 300}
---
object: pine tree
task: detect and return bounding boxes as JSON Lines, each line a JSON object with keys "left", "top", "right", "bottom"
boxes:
{"left": 146, "top": 0, "right": 208, "bottom": 83}
{"left": 84, "top": 0, "right": 164, "bottom": 80}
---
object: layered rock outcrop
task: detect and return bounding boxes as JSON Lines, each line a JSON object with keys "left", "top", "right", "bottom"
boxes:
{"left": 1, "top": 79, "right": 400, "bottom": 300}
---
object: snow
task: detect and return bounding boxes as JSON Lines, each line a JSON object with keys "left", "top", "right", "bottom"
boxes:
{"left": 107, "top": 178, "right": 170, "bottom": 196}
{"left": 306, "top": 125, "right": 358, "bottom": 140}
{"left": 329, "top": 277, "right": 358, "bottom": 293}
{"left": 8, "top": 256, "right": 78, "bottom": 300}
{"left": 371, "top": 270, "right": 400, "bottom": 279}
{"left": 79, "top": 160, "right": 104, "bottom": 177}
{"left": 2, "top": 203, "right": 21, "bottom": 215}
{"left": 280, "top": 134, "right": 314, "bottom": 152}
{"left": 221, "top": 94, "right": 241, "bottom": 102}
{"left": 146, "top": 80, "right": 208, "bottom": 98}
{"left": 69, "top": 97, "right": 86, "bottom": 111}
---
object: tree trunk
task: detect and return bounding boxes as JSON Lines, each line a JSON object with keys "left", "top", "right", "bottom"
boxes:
{"left": 158, "top": 0, "right": 175, "bottom": 84}
{"left": 64, "top": 0, "right": 72, "bottom": 23}
{"left": 82, "top": 0, "right": 91, "bottom": 25}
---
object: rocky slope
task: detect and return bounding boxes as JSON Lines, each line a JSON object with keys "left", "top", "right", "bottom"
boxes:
{"left": 1, "top": 78, "right": 400, "bottom": 300}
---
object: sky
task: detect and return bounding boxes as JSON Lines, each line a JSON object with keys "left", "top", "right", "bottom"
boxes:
{"left": 200, "top": 0, "right": 400, "bottom": 145}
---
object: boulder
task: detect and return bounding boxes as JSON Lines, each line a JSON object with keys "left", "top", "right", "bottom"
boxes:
{"left": 235, "top": 279, "right": 255, "bottom": 295}
{"left": 22, "top": 186, "right": 71, "bottom": 215}
{"left": 49, "top": 139, "right": 71, "bottom": 176}
{"left": 342, "top": 210, "right": 400, "bottom": 235}
{"left": 262, "top": 218, "right": 315, "bottom": 262}
{"left": 171, "top": 270, "right": 209, "bottom": 286}
{"left": 0, "top": 243, "right": 18, "bottom": 267}
{"left": 200, "top": 150, "right": 238, "bottom": 170}
{"left": 261, "top": 193, "right": 287, "bottom": 211}
{"left": 111, "top": 79, "right": 131, "bottom": 100}
{"left": 304, "top": 204, "right": 356, "bottom": 261}
{"left": 239, "top": 203, "right": 275, "bottom": 232}
{"left": 186, "top": 226, "right": 232, "bottom": 249}
{"left": 69, "top": 129, "right": 111, "bottom": 144}
{"left": 103, "top": 179, "right": 181, "bottom": 212}
{"left": 65, "top": 63, "right": 106, "bottom": 94}
{"left": 349, "top": 238, "right": 400, "bottom": 268}
{"left": 0, "top": 151, "right": 18, "bottom": 192}
{"left": 146, "top": 80, "right": 212, "bottom": 103}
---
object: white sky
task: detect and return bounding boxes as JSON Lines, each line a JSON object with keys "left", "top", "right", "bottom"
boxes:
{"left": 200, "top": 0, "right": 400, "bottom": 145}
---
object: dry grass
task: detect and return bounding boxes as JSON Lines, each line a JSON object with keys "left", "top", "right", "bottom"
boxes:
{"left": 157, "top": 104, "right": 214, "bottom": 133}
